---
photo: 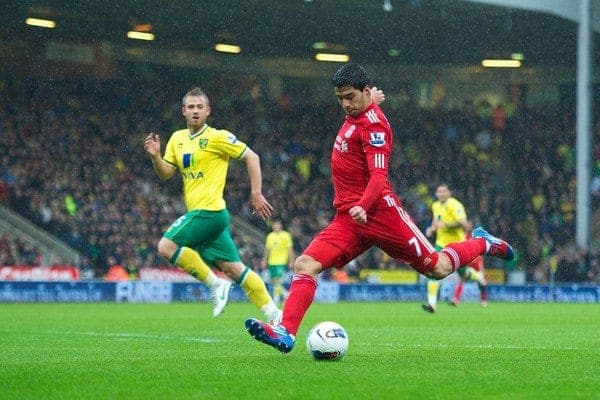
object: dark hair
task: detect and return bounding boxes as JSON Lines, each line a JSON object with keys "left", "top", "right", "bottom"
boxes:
{"left": 331, "top": 63, "right": 370, "bottom": 90}
{"left": 182, "top": 87, "right": 209, "bottom": 106}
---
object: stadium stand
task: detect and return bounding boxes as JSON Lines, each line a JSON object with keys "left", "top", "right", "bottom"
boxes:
{"left": 0, "top": 68, "right": 598, "bottom": 284}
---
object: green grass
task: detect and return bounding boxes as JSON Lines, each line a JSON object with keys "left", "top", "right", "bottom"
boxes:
{"left": 1, "top": 302, "right": 599, "bottom": 400}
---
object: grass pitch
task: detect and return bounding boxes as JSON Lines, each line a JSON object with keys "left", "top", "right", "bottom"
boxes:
{"left": 1, "top": 301, "right": 598, "bottom": 400}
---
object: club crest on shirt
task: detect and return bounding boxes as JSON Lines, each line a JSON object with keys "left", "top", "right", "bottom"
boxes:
{"left": 333, "top": 136, "right": 348, "bottom": 153}
{"left": 369, "top": 132, "right": 386, "bottom": 147}
{"left": 199, "top": 138, "right": 208, "bottom": 149}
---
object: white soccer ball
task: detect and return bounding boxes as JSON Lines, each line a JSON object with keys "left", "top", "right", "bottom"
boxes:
{"left": 305, "top": 321, "right": 349, "bottom": 360}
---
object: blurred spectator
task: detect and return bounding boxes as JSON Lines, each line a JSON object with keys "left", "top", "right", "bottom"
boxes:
{"left": 491, "top": 103, "right": 507, "bottom": 133}
{"left": 104, "top": 256, "right": 129, "bottom": 281}
{"left": 0, "top": 233, "right": 17, "bottom": 266}
{"left": 78, "top": 256, "right": 96, "bottom": 280}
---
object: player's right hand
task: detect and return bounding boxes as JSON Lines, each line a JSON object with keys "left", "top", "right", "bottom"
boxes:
{"left": 144, "top": 133, "right": 160, "bottom": 157}
{"left": 349, "top": 205, "right": 367, "bottom": 224}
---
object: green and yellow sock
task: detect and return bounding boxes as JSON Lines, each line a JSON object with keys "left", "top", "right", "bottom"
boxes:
{"left": 171, "top": 247, "right": 217, "bottom": 287}
{"left": 237, "top": 267, "right": 279, "bottom": 319}
{"left": 274, "top": 283, "right": 284, "bottom": 304}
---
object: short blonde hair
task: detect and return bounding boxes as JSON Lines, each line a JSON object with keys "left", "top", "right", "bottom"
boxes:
{"left": 182, "top": 87, "right": 209, "bottom": 107}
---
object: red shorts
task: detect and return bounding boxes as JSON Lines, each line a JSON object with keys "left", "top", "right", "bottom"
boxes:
{"left": 303, "top": 195, "right": 437, "bottom": 274}
{"left": 464, "top": 232, "right": 483, "bottom": 271}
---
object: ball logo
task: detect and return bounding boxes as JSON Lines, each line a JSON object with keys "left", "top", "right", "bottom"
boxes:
{"left": 314, "top": 350, "right": 341, "bottom": 360}
{"left": 316, "top": 328, "right": 347, "bottom": 340}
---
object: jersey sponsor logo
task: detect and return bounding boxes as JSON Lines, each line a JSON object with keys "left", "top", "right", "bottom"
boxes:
{"left": 199, "top": 138, "right": 208, "bottom": 149}
{"left": 369, "top": 132, "right": 386, "bottom": 147}
{"left": 181, "top": 171, "right": 204, "bottom": 180}
{"left": 365, "top": 109, "right": 380, "bottom": 124}
{"left": 227, "top": 133, "right": 238, "bottom": 144}
{"left": 344, "top": 125, "right": 355, "bottom": 138}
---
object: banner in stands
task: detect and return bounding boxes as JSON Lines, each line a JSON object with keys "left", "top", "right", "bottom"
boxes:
{"left": 0, "top": 281, "right": 598, "bottom": 303}
{"left": 358, "top": 269, "right": 419, "bottom": 284}
{"left": 339, "top": 283, "right": 424, "bottom": 301}
{"left": 0, "top": 281, "right": 113, "bottom": 302}
{"left": 0, "top": 266, "right": 80, "bottom": 281}
{"left": 171, "top": 283, "right": 249, "bottom": 303}
{"left": 138, "top": 267, "right": 198, "bottom": 282}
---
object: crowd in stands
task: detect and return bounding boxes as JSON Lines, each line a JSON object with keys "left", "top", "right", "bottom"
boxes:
{"left": 0, "top": 66, "right": 598, "bottom": 284}
{"left": 0, "top": 233, "right": 42, "bottom": 266}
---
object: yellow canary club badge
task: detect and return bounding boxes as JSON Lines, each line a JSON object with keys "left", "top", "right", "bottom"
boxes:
{"left": 199, "top": 139, "right": 208, "bottom": 149}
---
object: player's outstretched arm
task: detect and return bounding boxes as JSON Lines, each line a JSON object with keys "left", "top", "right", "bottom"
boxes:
{"left": 242, "top": 148, "right": 274, "bottom": 220}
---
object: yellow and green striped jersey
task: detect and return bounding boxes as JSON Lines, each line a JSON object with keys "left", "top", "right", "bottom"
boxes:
{"left": 163, "top": 125, "right": 247, "bottom": 211}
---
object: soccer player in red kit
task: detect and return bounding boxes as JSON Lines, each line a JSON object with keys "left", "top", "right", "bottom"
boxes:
{"left": 245, "top": 63, "right": 514, "bottom": 353}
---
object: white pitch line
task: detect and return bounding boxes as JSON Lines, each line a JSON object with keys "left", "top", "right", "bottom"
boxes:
{"left": 42, "top": 330, "right": 221, "bottom": 343}
{"left": 375, "top": 342, "right": 594, "bottom": 351}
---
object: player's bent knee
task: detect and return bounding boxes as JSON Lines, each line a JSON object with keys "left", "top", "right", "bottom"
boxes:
{"left": 430, "top": 252, "right": 455, "bottom": 279}
{"left": 424, "top": 269, "right": 445, "bottom": 280}
{"left": 425, "top": 262, "right": 454, "bottom": 280}
{"left": 217, "top": 261, "right": 243, "bottom": 279}
{"left": 293, "top": 255, "right": 321, "bottom": 276}
{"left": 157, "top": 238, "right": 177, "bottom": 260}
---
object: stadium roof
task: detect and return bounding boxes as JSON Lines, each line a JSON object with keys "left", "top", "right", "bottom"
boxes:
{"left": 3, "top": 0, "right": 600, "bottom": 67}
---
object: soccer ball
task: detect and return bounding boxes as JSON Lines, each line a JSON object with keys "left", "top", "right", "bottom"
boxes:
{"left": 305, "top": 321, "right": 349, "bottom": 360}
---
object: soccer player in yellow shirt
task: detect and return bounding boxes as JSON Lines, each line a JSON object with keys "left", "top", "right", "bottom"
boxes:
{"left": 423, "top": 184, "right": 471, "bottom": 313}
{"left": 262, "top": 220, "right": 294, "bottom": 306}
{"left": 143, "top": 87, "right": 281, "bottom": 323}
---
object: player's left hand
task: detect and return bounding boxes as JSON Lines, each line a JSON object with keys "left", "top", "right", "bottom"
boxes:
{"left": 370, "top": 86, "right": 385, "bottom": 105}
{"left": 251, "top": 193, "right": 274, "bottom": 220}
{"left": 349, "top": 206, "right": 367, "bottom": 224}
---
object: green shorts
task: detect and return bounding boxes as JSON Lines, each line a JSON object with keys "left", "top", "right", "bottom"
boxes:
{"left": 267, "top": 264, "right": 288, "bottom": 280}
{"left": 163, "top": 209, "right": 241, "bottom": 268}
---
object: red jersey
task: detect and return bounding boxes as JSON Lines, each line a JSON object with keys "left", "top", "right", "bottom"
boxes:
{"left": 331, "top": 102, "right": 395, "bottom": 212}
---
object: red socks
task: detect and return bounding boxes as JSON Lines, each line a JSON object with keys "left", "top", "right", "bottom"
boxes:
{"left": 480, "top": 283, "right": 488, "bottom": 302}
{"left": 281, "top": 273, "right": 317, "bottom": 335}
{"left": 453, "top": 281, "right": 464, "bottom": 303}
{"left": 442, "top": 238, "right": 487, "bottom": 271}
